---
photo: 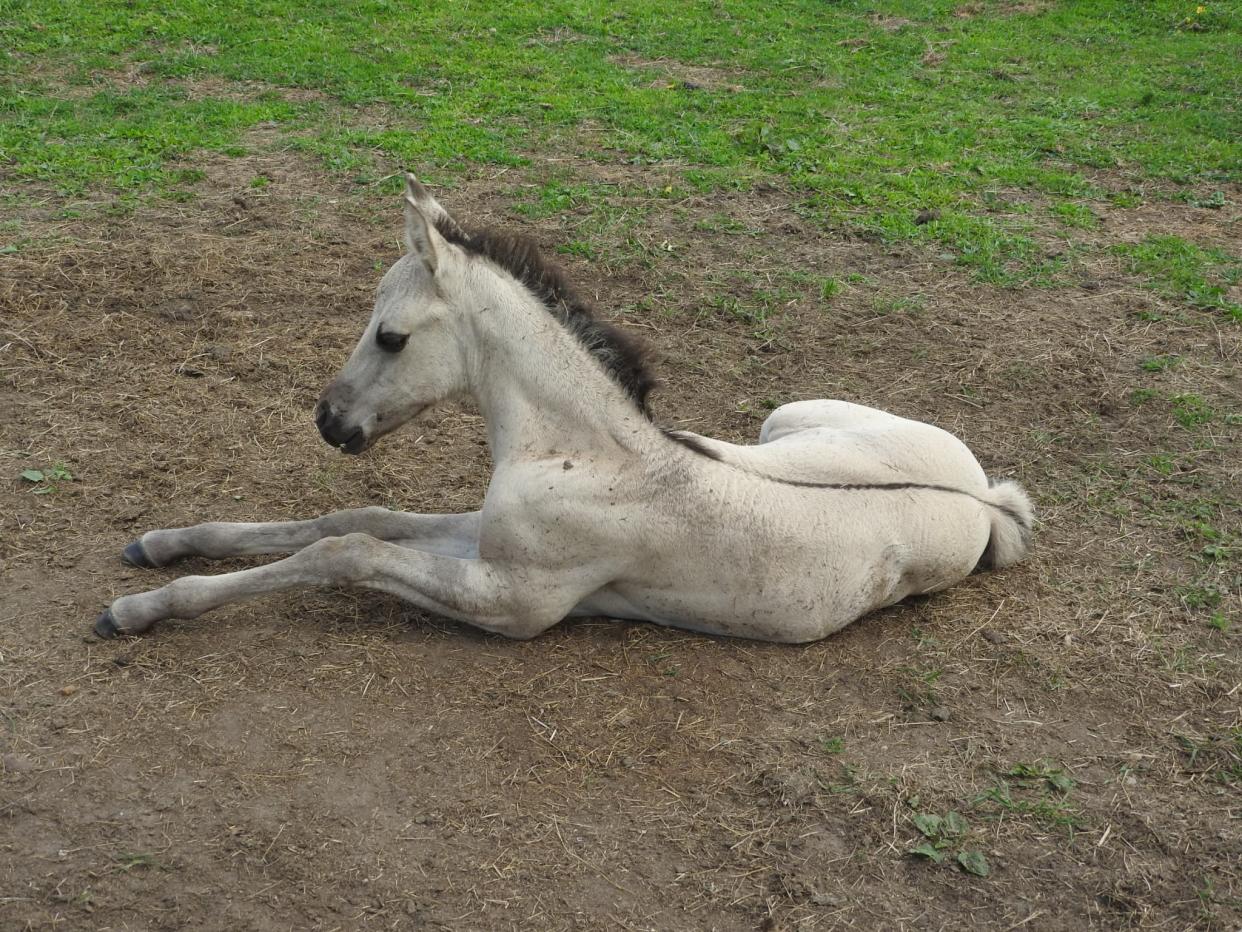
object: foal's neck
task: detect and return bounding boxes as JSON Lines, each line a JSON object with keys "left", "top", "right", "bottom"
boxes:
{"left": 464, "top": 272, "right": 656, "bottom": 465}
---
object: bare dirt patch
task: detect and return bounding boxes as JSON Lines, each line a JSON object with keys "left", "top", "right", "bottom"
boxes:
{"left": 40, "top": 62, "right": 332, "bottom": 105}
{"left": 954, "top": 1, "right": 1055, "bottom": 18}
{"left": 1, "top": 147, "right": 1239, "bottom": 930}
{"left": 609, "top": 54, "right": 746, "bottom": 93}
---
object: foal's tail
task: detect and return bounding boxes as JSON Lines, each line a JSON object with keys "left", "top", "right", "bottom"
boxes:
{"left": 974, "top": 479, "right": 1035, "bottom": 572}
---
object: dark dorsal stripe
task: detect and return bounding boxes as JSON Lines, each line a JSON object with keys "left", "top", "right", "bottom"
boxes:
{"left": 663, "top": 428, "right": 1028, "bottom": 527}
{"left": 433, "top": 217, "right": 656, "bottom": 414}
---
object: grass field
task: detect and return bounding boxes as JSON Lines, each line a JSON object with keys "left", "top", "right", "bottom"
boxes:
{"left": 2, "top": 1, "right": 1240, "bottom": 929}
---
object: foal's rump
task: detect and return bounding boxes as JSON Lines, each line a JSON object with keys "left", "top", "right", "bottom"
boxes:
{"left": 743, "top": 398, "right": 1033, "bottom": 584}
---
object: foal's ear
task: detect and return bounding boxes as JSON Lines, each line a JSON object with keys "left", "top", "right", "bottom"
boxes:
{"left": 403, "top": 195, "right": 439, "bottom": 275}
{"left": 404, "top": 171, "right": 463, "bottom": 237}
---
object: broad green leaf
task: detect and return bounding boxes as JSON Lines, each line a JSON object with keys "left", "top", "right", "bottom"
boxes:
{"left": 944, "top": 811, "right": 969, "bottom": 837}
{"left": 958, "top": 850, "right": 990, "bottom": 877}
{"left": 910, "top": 842, "right": 945, "bottom": 863}
{"left": 21, "top": 469, "right": 44, "bottom": 482}
{"left": 912, "top": 813, "right": 942, "bottom": 838}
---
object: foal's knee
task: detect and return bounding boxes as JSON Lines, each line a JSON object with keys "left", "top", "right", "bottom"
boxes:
{"left": 309, "top": 532, "right": 383, "bottom": 583}
{"left": 314, "top": 506, "right": 389, "bottom": 537}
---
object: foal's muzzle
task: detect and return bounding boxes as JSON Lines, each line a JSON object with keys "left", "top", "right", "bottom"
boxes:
{"left": 315, "top": 401, "right": 368, "bottom": 455}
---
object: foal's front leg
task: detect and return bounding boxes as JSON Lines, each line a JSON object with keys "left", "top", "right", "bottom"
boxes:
{"left": 95, "top": 533, "right": 599, "bottom": 640}
{"left": 124, "top": 507, "right": 481, "bottom": 567}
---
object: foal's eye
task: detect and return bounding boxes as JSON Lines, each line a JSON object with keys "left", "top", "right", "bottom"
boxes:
{"left": 375, "top": 327, "right": 409, "bottom": 353}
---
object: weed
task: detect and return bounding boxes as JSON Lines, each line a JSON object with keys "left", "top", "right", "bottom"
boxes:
{"left": 1144, "top": 454, "right": 1176, "bottom": 476}
{"left": 19, "top": 463, "right": 73, "bottom": 495}
{"left": 818, "top": 277, "right": 842, "bottom": 301}
{"left": 556, "top": 240, "right": 598, "bottom": 261}
{"left": 1139, "top": 354, "right": 1180, "bottom": 372}
{"left": 1005, "top": 761, "right": 1075, "bottom": 794}
{"left": 1171, "top": 393, "right": 1215, "bottom": 429}
{"left": 906, "top": 807, "right": 989, "bottom": 877}
{"left": 975, "top": 760, "right": 1082, "bottom": 832}
{"left": 113, "top": 852, "right": 157, "bottom": 872}
{"left": 1175, "top": 584, "right": 1223, "bottom": 612}
{"left": 818, "top": 737, "right": 845, "bottom": 755}
{"left": 1176, "top": 190, "right": 1226, "bottom": 209}
{"left": 871, "top": 294, "right": 925, "bottom": 316}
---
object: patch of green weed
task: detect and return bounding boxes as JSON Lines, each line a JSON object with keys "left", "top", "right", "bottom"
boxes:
{"left": 1171, "top": 393, "right": 1215, "bottom": 429}
{"left": 1115, "top": 235, "right": 1242, "bottom": 322}
{"left": 976, "top": 760, "right": 1082, "bottom": 832}
{"left": 1140, "top": 354, "right": 1180, "bottom": 372}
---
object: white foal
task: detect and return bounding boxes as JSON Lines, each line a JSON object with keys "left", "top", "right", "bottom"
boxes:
{"left": 95, "top": 175, "right": 1033, "bottom": 643}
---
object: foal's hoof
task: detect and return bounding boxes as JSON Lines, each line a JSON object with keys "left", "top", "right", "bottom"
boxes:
{"left": 122, "top": 540, "right": 156, "bottom": 568}
{"left": 93, "top": 610, "right": 122, "bottom": 639}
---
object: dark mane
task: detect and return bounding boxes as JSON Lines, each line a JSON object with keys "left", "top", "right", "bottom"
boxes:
{"left": 433, "top": 216, "right": 656, "bottom": 414}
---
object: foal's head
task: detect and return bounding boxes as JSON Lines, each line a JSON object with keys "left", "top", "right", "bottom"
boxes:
{"left": 315, "top": 175, "right": 469, "bottom": 454}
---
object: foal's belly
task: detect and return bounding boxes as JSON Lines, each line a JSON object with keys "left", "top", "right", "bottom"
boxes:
{"left": 572, "top": 553, "right": 884, "bottom": 644}
{"left": 574, "top": 578, "right": 858, "bottom": 643}
{"left": 571, "top": 494, "right": 989, "bottom": 643}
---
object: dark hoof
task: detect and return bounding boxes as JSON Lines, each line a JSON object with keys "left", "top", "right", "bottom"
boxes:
{"left": 94, "top": 610, "right": 123, "bottom": 639}
{"left": 122, "top": 540, "right": 155, "bottom": 568}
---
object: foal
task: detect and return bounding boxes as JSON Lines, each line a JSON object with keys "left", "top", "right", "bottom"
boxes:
{"left": 95, "top": 176, "right": 1032, "bottom": 643}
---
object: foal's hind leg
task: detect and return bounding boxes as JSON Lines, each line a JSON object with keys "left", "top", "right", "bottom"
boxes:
{"left": 125, "top": 508, "right": 481, "bottom": 567}
{"left": 759, "top": 399, "right": 900, "bottom": 443}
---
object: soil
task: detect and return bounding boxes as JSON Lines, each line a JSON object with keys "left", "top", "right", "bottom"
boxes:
{"left": 1, "top": 147, "right": 1239, "bottom": 930}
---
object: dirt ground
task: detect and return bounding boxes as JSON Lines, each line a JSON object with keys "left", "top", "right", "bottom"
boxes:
{"left": 2, "top": 146, "right": 1239, "bottom": 931}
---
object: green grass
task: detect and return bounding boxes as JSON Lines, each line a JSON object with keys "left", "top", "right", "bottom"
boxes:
{"left": 1, "top": 0, "right": 1240, "bottom": 286}
{"left": 1115, "top": 235, "right": 1242, "bottom": 322}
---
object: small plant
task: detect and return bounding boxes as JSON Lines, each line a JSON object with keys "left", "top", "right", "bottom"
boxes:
{"left": 871, "top": 293, "right": 925, "bottom": 316}
{"left": 1171, "top": 393, "right": 1214, "bottom": 429}
{"left": 20, "top": 463, "right": 73, "bottom": 495}
{"left": 556, "top": 240, "right": 598, "bottom": 261}
{"left": 1144, "top": 454, "right": 1176, "bottom": 475}
{"left": 818, "top": 276, "right": 842, "bottom": 301}
{"left": 975, "top": 760, "right": 1081, "bottom": 832}
{"left": 1177, "top": 190, "right": 1226, "bottom": 209}
{"left": 1139, "top": 354, "right": 1180, "bottom": 372}
{"left": 818, "top": 736, "right": 845, "bottom": 754}
{"left": 113, "top": 852, "right": 157, "bottom": 872}
{"left": 1175, "top": 584, "right": 1223, "bottom": 611}
{"left": 1005, "top": 761, "right": 1075, "bottom": 793}
{"left": 906, "top": 808, "right": 990, "bottom": 876}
